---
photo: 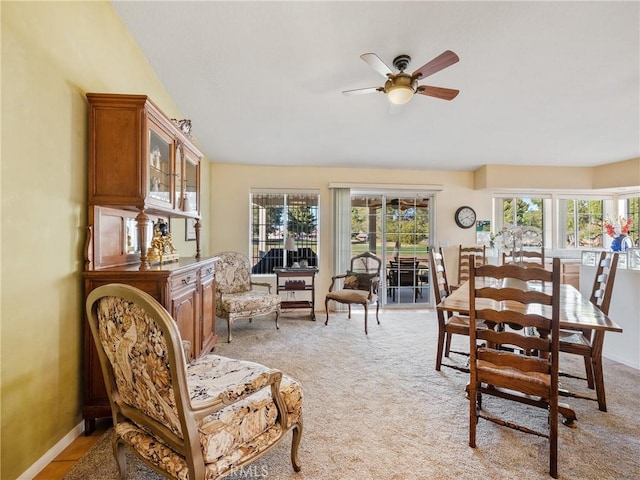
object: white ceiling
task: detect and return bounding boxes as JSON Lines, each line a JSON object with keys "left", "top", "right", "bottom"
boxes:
{"left": 113, "top": 1, "right": 640, "bottom": 172}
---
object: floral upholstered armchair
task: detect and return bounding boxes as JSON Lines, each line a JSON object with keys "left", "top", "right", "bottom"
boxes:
{"left": 325, "top": 251, "right": 382, "bottom": 334}
{"left": 85, "top": 283, "right": 303, "bottom": 480}
{"left": 214, "top": 251, "right": 281, "bottom": 342}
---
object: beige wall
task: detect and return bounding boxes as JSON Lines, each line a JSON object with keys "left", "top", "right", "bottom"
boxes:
{"left": 209, "top": 164, "right": 490, "bottom": 296}
{"left": 1, "top": 2, "right": 637, "bottom": 478}
{"left": 1, "top": 3, "right": 207, "bottom": 478}
{"left": 474, "top": 159, "right": 640, "bottom": 190}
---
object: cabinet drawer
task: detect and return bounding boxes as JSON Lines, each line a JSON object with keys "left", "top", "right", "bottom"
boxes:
{"left": 170, "top": 269, "right": 198, "bottom": 291}
{"left": 200, "top": 264, "right": 215, "bottom": 282}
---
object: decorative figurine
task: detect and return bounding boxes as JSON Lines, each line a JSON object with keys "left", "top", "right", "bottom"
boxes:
{"left": 147, "top": 219, "right": 179, "bottom": 264}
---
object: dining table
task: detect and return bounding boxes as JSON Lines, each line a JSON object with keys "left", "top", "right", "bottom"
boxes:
{"left": 436, "top": 277, "right": 623, "bottom": 425}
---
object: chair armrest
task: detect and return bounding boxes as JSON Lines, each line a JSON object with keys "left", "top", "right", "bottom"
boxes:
{"left": 188, "top": 363, "right": 284, "bottom": 417}
{"left": 328, "top": 273, "right": 347, "bottom": 292}
{"left": 250, "top": 281, "right": 272, "bottom": 293}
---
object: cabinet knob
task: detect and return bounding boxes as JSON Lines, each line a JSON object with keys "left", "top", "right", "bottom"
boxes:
{"left": 205, "top": 267, "right": 213, "bottom": 275}
{"left": 182, "top": 276, "right": 192, "bottom": 285}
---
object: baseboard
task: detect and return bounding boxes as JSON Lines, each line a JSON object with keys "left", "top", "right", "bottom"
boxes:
{"left": 17, "top": 420, "right": 84, "bottom": 480}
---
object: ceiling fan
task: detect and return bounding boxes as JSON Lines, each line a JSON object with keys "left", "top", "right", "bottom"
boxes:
{"left": 343, "top": 50, "right": 460, "bottom": 105}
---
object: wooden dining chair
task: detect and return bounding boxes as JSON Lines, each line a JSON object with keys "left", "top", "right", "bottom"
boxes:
{"left": 502, "top": 247, "right": 545, "bottom": 268}
{"left": 558, "top": 251, "right": 618, "bottom": 412}
{"left": 429, "top": 249, "right": 476, "bottom": 372}
{"left": 388, "top": 257, "right": 421, "bottom": 302}
{"left": 468, "top": 257, "right": 561, "bottom": 479}
{"left": 453, "top": 245, "right": 486, "bottom": 290}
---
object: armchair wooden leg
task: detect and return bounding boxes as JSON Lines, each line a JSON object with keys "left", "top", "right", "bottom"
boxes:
{"left": 375, "top": 301, "right": 380, "bottom": 325}
{"left": 113, "top": 437, "right": 128, "bottom": 479}
{"left": 274, "top": 310, "right": 280, "bottom": 330}
{"left": 363, "top": 304, "right": 368, "bottom": 334}
{"left": 290, "top": 420, "right": 303, "bottom": 472}
{"left": 324, "top": 298, "right": 330, "bottom": 326}
{"left": 226, "top": 318, "right": 233, "bottom": 343}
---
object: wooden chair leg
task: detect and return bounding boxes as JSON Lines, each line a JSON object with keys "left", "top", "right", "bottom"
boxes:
{"left": 469, "top": 383, "right": 477, "bottom": 448}
{"left": 592, "top": 357, "right": 607, "bottom": 411}
{"left": 444, "top": 332, "right": 453, "bottom": 357}
{"left": 363, "top": 304, "right": 368, "bottom": 334}
{"left": 436, "top": 327, "right": 446, "bottom": 371}
{"left": 550, "top": 403, "right": 558, "bottom": 478}
{"left": 348, "top": 305, "right": 352, "bottom": 319}
{"left": 324, "top": 298, "right": 330, "bottom": 325}
{"left": 583, "top": 355, "right": 595, "bottom": 389}
{"left": 591, "top": 331, "right": 607, "bottom": 411}
{"left": 290, "top": 421, "right": 303, "bottom": 472}
{"left": 375, "top": 301, "right": 380, "bottom": 325}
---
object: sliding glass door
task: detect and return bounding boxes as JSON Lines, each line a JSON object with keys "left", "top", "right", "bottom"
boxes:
{"left": 350, "top": 193, "right": 432, "bottom": 305}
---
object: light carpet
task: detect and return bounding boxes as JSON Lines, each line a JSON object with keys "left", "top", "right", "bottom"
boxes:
{"left": 64, "top": 309, "right": 640, "bottom": 479}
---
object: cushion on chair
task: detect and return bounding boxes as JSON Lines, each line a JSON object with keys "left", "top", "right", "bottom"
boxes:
{"left": 326, "top": 289, "right": 374, "bottom": 304}
{"left": 217, "top": 291, "right": 281, "bottom": 318}
{"left": 477, "top": 358, "right": 550, "bottom": 398}
{"left": 345, "top": 271, "right": 377, "bottom": 290}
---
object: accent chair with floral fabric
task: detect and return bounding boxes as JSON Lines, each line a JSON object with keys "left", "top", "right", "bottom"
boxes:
{"left": 86, "top": 283, "right": 303, "bottom": 480}
{"left": 214, "top": 251, "right": 281, "bottom": 342}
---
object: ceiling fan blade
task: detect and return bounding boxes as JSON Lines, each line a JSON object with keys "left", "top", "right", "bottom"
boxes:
{"left": 412, "top": 50, "right": 459, "bottom": 79}
{"left": 343, "top": 87, "right": 381, "bottom": 96}
{"left": 360, "top": 53, "right": 393, "bottom": 78}
{"left": 416, "top": 85, "right": 460, "bottom": 101}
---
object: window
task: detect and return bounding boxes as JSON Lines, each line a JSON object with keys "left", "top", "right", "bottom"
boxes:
{"left": 495, "top": 196, "right": 546, "bottom": 246}
{"left": 250, "top": 191, "right": 319, "bottom": 273}
{"left": 559, "top": 197, "right": 613, "bottom": 248}
{"left": 620, "top": 195, "right": 639, "bottom": 247}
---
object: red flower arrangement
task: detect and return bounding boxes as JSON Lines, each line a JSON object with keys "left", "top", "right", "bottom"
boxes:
{"left": 603, "top": 217, "right": 633, "bottom": 238}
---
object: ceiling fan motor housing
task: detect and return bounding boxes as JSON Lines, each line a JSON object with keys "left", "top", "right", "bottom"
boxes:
{"left": 393, "top": 54, "right": 411, "bottom": 72}
{"left": 384, "top": 73, "right": 417, "bottom": 94}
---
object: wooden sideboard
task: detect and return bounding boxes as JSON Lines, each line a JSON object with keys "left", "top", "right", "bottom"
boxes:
{"left": 83, "top": 93, "right": 217, "bottom": 432}
{"left": 82, "top": 258, "right": 216, "bottom": 431}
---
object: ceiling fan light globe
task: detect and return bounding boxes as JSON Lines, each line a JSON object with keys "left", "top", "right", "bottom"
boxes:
{"left": 387, "top": 86, "right": 414, "bottom": 105}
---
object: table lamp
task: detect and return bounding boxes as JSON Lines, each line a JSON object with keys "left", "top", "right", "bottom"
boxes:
{"left": 285, "top": 237, "right": 298, "bottom": 267}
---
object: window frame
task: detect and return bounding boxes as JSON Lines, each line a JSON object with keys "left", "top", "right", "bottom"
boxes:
{"left": 249, "top": 189, "right": 320, "bottom": 274}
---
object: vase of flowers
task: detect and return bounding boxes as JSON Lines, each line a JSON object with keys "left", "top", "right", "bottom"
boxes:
{"left": 604, "top": 217, "right": 634, "bottom": 252}
{"left": 492, "top": 224, "right": 542, "bottom": 265}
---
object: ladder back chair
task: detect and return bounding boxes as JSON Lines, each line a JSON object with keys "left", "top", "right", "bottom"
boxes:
{"left": 468, "top": 257, "right": 561, "bottom": 478}
{"left": 558, "top": 251, "right": 619, "bottom": 411}
{"left": 502, "top": 247, "right": 546, "bottom": 268}
{"left": 429, "top": 249, "right": 477, "bottom": 372}
{"left": 453, "top": 245, "right": 486, "bottom": 290}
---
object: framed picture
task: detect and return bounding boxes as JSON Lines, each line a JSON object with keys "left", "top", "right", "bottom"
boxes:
{"left": 185, "top": 218, "right": 197, "bottom": 241}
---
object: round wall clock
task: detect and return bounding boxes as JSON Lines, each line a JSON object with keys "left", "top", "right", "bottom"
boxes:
{"left": 454, "top": 206, "right": 476, "bottom": 229}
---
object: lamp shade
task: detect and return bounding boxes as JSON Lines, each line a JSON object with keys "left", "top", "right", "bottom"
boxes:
{"left": 387, "top": 85, "right": 414, "bottom": 105}
{"left": 284, "top": 237, "right": 297, "bottom": 251}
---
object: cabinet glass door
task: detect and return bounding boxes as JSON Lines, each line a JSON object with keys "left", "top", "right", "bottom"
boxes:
{"left": 184, "top": 155, "right": 199, "bottom": 214}
{"left": 148, "top": 129, "right": 172, "bottom": 206}
{"left": 174, "top": 143, "right": 183, "bottom": 211}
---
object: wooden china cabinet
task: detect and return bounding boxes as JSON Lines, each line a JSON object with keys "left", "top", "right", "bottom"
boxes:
{"left": 82, "top": 93, "right": 217, "bottom": 432}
